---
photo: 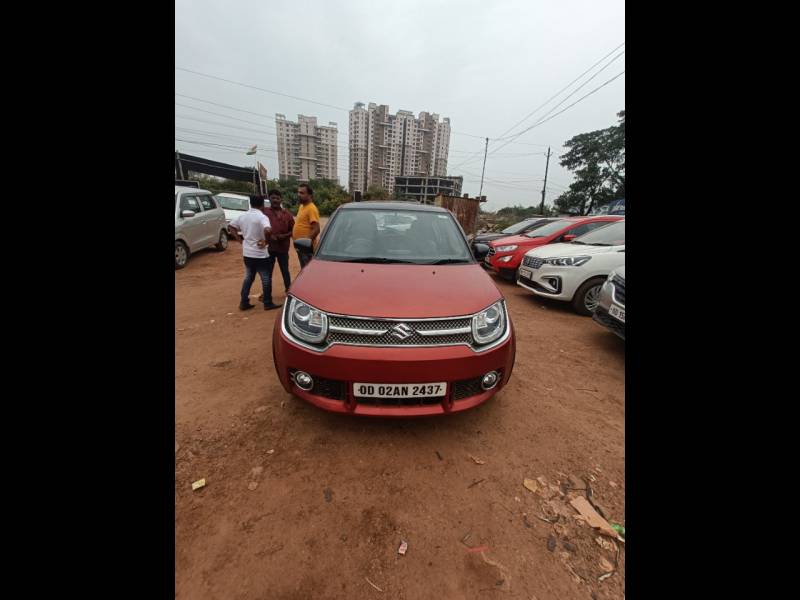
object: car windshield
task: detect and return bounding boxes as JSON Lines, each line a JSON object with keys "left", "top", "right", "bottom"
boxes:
{"left": 317, "top": 209, "right": 474, "bottom": 264}
{"left": 502, "top": 219, "right": 541, "bottom": 235}
{"left": 216, "top": 196, "right": 249, "bottom": 211}
{"left": 524, "top": 219, "right": 574, "bottom": 238}
{"left": 572, "top": 220, "right": 625, "bottom": 246}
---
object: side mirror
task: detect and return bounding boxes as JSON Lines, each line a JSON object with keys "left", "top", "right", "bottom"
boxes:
{"left": 563, "top": 234, "right": 577, "bottom": 242}
{"left": 181, "top": 209, "right": 196, "bottom": 218}
{"left": 294, "top": 238, "right": 313, "bottom": 255}
{"left": 473, "top": 243, "right": 491, "bottom": 260}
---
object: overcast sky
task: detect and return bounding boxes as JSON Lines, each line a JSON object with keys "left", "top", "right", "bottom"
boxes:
{"left": 175, "top": 0, "right": 625, "bottom": 211}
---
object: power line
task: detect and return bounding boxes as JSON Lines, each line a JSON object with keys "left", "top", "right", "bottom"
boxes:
{"left": 493, "top": 42, "right": 625, "bottom": 142}
{"left": 176, "top": 67, "right": 350, "bottom": 112}
{"left": 491, "top": 71, "right": 626, "bottom": 151}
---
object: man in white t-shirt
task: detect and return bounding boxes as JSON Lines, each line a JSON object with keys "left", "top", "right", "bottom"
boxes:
{"left": 228, "top": 195, "right": 278, "bottom": 310}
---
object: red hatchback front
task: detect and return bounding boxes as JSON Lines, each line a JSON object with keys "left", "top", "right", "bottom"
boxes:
{"left": 484, "top": 216, "right": 624, "bottom": 280}
{"left": 273, "top": 202, "right": 515, "bottom": 417}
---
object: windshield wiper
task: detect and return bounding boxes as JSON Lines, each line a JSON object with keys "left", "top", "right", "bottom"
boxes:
{"left": 333, "top": 257, "right": 417, "bottom": 264}
{"left": 427, "top": 258, "right": 472, "bottom": 264}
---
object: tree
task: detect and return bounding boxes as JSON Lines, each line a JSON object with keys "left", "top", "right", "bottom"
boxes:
{"left": 363, "top": 185, "right": 390, "bottom": 200}
{"left": 554, "top": 110, "right": 625, "bottom": 215}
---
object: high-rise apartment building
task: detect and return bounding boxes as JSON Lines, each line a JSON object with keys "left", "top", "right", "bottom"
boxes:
{"left": 275, "top": 114, "right": 338, "bottom": 182}
{"left": 349, "top": 102, "right": 451, "bottom": 195}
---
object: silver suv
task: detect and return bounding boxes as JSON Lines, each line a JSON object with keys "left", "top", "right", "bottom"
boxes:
{"left": 175, "top": 186, "right": 229, "bottom": 269}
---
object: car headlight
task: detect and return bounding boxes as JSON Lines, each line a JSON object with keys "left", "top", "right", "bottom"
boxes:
{"left": 606, "top": 271, "right": 616, "bottom": 282}
{"left": 542, "top": 255, "right": 591, "bottom": 267}
{"left": 472, "top": 301, "right": 506, "bottom": 345}
{"left": 287, "top": 297, "right": 328, "bottom": 344}
{"left": 495, "top": 245, "right": 518, "bottom": 252}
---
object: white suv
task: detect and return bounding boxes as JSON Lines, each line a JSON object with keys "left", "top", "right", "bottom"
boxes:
{"left": 516, "top": 220, "right": 625, "bottom": 315}
{"left": 175, "top": 186, "right": 229, "bottom": 269}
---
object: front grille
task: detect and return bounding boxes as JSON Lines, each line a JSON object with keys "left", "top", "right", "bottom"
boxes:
{"left": 611, "top": 275, "right": 626, "bottom": 306}
{"left": 487, "top": 247, "right": 496, "bottom": 257}
{"left": 522, "top": 256, "right": 544, "bottom": 269}
{"left": 453, "top": 377, "right": 484, "bottom": 400}
{"left": 357, "top": 396, "right": 443, "bottom": 406}
{"left": 327, "top": 316, "right": 473, "bottom": 347}
{"left": 593, "top": 308, "right": 625, "bottom": 339}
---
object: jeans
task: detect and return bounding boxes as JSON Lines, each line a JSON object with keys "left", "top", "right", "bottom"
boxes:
{"left": 240, "top": 256, "right": 271, "bottom": 306}
{"left": 297, "top": 249, "right": 312, "bottom": 268}
{"left": 267, "top": 251, "right": 291, "bottom": 298}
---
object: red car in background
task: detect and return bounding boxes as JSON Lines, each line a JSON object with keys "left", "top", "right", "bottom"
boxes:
{"left": 484, "top": 216, "right": 624, "bottom": 280}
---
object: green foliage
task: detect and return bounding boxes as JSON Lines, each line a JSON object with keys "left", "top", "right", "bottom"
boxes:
{"left": 363, "top": 185, "right": 390, "bottom": 200}
{"left": 190, "top": 175, "right": 255, "bottom": 195}
{"left": 266, "top": 177, "right": 349, "bottom": 216}
{"left": 554, "top": 110, "right": 625, "bottom": 215}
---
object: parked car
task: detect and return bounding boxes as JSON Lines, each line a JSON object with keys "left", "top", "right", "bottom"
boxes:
{"left": 272, "top": 201, "right": 516, "bottom": 417}
{"left": 592, "top": 266, "right": 625, "bottom": 339}
{"left": 470, "top": 217, "right": 553, "bottom": 248}
{"left": 215, "top": 192, "right": 251, "bottom": 228}
{"left": 484, "top": 216, "right": 623, "bottom": 281}
{"left": 175, "top": 185, "right": 229, "bottom": 269}
{"left": 517, "top": 220, "right": 625, "bottom": 315}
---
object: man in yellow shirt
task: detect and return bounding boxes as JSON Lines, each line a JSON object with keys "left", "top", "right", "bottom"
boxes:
{"left": 292, "top": 183, "right": 321, "bottom": 268}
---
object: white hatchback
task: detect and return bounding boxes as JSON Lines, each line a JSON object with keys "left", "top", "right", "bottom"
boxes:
{"left": 516, "top": 220, "right": 625, "bottom": 315}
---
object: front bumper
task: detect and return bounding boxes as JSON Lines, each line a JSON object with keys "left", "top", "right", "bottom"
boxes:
{"left": 592, "top": 280, "right": 625, "bottom": 339}
{"left": 516, "top": 264, "right": 580, "bottom": 301}
{"left": 273, "top": 316, "right": 516, "bottom": 417}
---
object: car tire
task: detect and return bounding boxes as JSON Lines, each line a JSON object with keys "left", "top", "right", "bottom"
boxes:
{"left": 175, "top": 241, "right": 189, "bottom": 270}
{"left": 214, "top": 230, "right": 228, "bottom": 251}
{"left": 499, "top": 268, "right": 517, "bottom": 282}
{"left": 572, "top": 277, "right": 605, "bottom": 316}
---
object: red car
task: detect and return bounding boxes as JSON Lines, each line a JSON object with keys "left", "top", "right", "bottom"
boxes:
{"left": 272, "top": 202, "right": 515, "bottom": 417}
{"left": 484, "top": 216, "right": 624, "bottom": 280}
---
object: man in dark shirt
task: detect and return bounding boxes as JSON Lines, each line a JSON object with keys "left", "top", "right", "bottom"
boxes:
{"left": 260, "top": 189, "right": 295, "bottom": 308}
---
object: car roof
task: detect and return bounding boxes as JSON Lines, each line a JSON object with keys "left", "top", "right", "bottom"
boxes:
{"left": 175, "top": 185, "right": 212, "bottom": 194}
{"left": 339, "top": 201, "right": 448, "bottom": 213}
{"left": 215, "top": 192, "right": 250, "bottom": 199}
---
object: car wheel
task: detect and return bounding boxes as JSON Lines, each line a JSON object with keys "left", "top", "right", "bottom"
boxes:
{"left": 175, "top": 241, "right": 189, "bottom": 269}
{"left": 572, "top": 277, "right": 605, "bottom": 316}
{"left": 215, "top": 230, "right": 228, "bottom": 251}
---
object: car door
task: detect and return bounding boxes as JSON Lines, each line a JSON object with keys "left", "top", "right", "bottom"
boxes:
{"left": 177, "top": 194, "right": 207, "bottom": 251}
{"left": 197, "top": 193, "right": 224, "bottom": 245}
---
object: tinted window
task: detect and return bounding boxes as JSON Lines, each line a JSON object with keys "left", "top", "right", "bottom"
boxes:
{"left": 524, "top": 220, "right": 574, "bottom": 238}
{"left": 216, "top": 195, "right": 250, "bottom": 211}
{"left": 573, "top": 220, "right": 625, "bottom": 246}
{"left": 502, "top": 219, "right": 545, "bottom": 235}
{"left": 318, "top": 210, "right": 473, "bottom": 264}
{"left": 180, "top": 195, "right": 201, "bottom": 213}
{"left": 198, "top": 195, "right": 216, "bottom": 210}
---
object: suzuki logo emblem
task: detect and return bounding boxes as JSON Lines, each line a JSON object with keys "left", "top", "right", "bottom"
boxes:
{"left": 391, "top": 323, "right": 414, "bottom": 340}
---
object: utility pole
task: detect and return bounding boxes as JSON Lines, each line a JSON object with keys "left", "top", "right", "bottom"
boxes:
{"left": 176, "top": 150, "right": 184, "bottom": 180}
{"left": 478, "top": 137, "right": 489, "bottom": 203}
{"left": 540, "top": 146, "right": 551, "bottom": 215}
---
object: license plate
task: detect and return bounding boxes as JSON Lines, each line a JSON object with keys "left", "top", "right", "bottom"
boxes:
{"left": 353, "top": 382, "right": 447, "bottom": 398}
{"left": 519, "top": 267, "right": 532, "bottom": 280}
{"left": 609, "top": 305, "right": 625, "bottom": 323}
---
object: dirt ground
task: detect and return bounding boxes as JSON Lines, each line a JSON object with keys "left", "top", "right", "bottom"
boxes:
{"left": 175, "top": 220, "right": 625, "bottom": 600}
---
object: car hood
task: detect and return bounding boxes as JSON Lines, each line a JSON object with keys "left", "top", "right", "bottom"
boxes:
{"left": 526, "top": 242, "right": 625, "bottom": 258}
{"left": 223, "top": 208, "right": 246, "bottom": 221}
{"left": 488, "top": 234, "right": 534, "bottom": 247}
{"left": 473, "top": 232, "right": 509, "bottom": 243}
{"left": 289, "top": 260, "right": 503, "bottom": 318}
